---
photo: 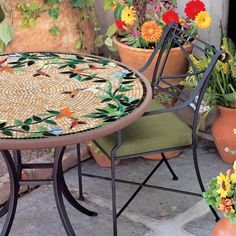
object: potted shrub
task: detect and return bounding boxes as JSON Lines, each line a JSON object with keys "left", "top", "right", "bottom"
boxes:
{"left": 102, "top": 0, "right": 212, "bottom": 84}
{"left": 203, "top": 162, "right": 236, "bottom": 235}
{"left": 182, "top": 36, "right": 236, "bottom": 164}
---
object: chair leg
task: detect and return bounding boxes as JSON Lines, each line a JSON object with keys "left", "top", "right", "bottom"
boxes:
{"left": 77, "top": 144, "right": 84, "bottom": 201}
{"left": 111, "top": 153, "right": 118, "bottom": 236}
{"left": 161, "top": 153, "right": 178, "bottom": 181}
{"left": 192, "top": 143, "right": 220, "bottom": 221}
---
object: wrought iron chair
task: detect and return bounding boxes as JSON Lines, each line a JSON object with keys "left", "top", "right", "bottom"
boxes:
{"left": 77, "top": 23, "right": 228, "bottom": 236}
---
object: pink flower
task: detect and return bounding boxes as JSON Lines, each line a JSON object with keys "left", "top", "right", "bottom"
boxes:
{"left": 183, "top": 22, "right": 189, "bottom": 29}
{"left": 155, "top": 6, "right": 161, "bottom": 13}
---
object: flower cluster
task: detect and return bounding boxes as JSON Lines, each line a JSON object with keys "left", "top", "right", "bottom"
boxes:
{"left": 104, "top": 0, "right": 211, "bottom": 48}
{"left": 203, "top": 162, "right": 236, "bottom": 224}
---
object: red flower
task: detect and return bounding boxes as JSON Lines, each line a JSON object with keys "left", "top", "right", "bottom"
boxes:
{"left": 115, "top": 20, "right": 126, "bottom": 30}
{"left": 162, "top": 10, "right": 179, "bottom": 25}
{"left": 185, "top": 0, "right": 206, "bottom": 20}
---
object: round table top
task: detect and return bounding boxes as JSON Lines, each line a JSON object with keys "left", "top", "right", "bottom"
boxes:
{"left": 0, "top": 52, "right": 152, "bottom": 150}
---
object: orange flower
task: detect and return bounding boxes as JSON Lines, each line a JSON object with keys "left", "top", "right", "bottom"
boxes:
{"left": 56, "top": 108, "right": 74, "bottom": 119}
{"left": 222, "top": 198, "right": 234, "bottom": 206}
{"left": 225, "top": 206, "right": 235, "bottom": 214}
{"left": 217, "top": 203, "right": 226, "bottom": 211}
{"left": 141, "top": 21, "right": 163, "bottom": 43}
{"left": 0, "top": 66, "right": 14, "bottom": 74}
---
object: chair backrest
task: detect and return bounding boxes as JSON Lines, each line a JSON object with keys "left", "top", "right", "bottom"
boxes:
{"left": 139, "top": 23, "right": 228, "bottom": 134}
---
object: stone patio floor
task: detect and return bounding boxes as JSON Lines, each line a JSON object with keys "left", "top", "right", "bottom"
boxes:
{"left": 0, "top": 139, "right": 230, "bottom": 236}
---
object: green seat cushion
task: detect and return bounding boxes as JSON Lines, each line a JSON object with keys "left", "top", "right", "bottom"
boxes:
{"left": 95, "top": 100, "right": 192, "bottom": 157}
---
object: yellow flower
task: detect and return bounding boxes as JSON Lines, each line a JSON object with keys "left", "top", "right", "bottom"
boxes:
{"left": 216, "top": 172, "right": 231, "bottom": 198}
{"left": 233, "top": 161, "right": 236, "bottom": 172}
{"left": 141, "top": 21, "right": 163, "bottom": 43}
{"left": 231, "top": 173, "right": 236, "bottom": 184}
{"left": 179, "top": 18, "right": 186, "bottom": 23}
{"left": 233, "top": 128, "right": 236, "bottom": 135}
{"left": 195, "top": 11, "right": 212, "bottom": 29}
{"left": 121, "top": 6, "right": 136, "bottom": 26}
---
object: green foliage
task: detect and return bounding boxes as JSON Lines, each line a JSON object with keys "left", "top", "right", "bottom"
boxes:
{"left": 0, "top": 5, "right": 5, "bottom": 23}
{"left": 17, "top": 1, "right": 44, "bottom": 28}
{"left": 71, "top": 0, "right": 94, "bottom": 8}
{"left": 48, "top": 25, "right": 60, "bottom": 36}
{"left": 0, "top": 23, "right": 13, "bottom": 52}
{"left": 182, "top": 36, "right": 236, "bottom": 108}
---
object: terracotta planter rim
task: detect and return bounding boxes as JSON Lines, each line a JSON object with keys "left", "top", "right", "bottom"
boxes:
{"left": 218, "top": 105, "right": 236, "bottom": 112}
{"left": 112, "top": 35, "right": 193, "bottom": 53}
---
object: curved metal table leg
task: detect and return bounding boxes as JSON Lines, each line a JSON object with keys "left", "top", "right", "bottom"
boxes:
{"left": 53, "top": 147, "right": 97, "bottom": 236}
{"left": 60, "top": 175, "right": 97, "bottom": 216}
{"left": 0, "top": 150, "right": 19, "bottom": 236}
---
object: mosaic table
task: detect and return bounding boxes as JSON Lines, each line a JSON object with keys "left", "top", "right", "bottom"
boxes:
{"left": 0, "top": 52, "right": 152, "bottom": 236}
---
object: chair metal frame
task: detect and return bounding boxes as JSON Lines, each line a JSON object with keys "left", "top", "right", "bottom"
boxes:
{"left": 76, "top": 23, "right": 228, "bottom": 236}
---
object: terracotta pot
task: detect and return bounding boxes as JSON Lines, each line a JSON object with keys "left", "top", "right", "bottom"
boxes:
{"left": 143, "top": 150, "right": 182, "bottom": 160}
{"left": 212, "top": 217, "right": 236, "bottom": 236}
{"left": 87, "top": 142, "right": 120, "bottom": 168}
{"left": 212, "top": 106, "right": 236, "bottom": 164}
{"left": 113, "top": 36, "right": 193, "bottom": 87}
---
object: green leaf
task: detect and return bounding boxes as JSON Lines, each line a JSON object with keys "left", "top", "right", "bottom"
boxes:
{"left": 48, "top": 8, "right": 59, "bottom": 20}
{"left": 0, "top": 5, "right": 5, "bottom": 23}
{"left": 114, "top": 5, "right": 123, "bottom": 20}
{"left": 27, "top": 60, "right": 35, "bottom": 66}
{"left": 14, "top": 119, "right": 24, "bottom": 126}
{"left": 28, "top": 132, "right": 43, "bottom": 138}
{"left": 71, "top": 0, "right": 86, "bottom": 8}
{"left": 24, "top": 118, "right": 33, "bottom": 125}
{"left": 37, "top": 126, "right": 48, "bottom": 132}
{"left": 48, "top": 25, "right": 60, "bottom": 36}
{"left": 103, "top": 0, "right": 113, "bottom": 9}
{"left": 46, "top": 110, "right": 60, "bottom": 115}
{"left": 0, "top": 122, "right": 6, "bottom": 128}
{"left": 32, "top": 115, "right": 42, "bottom": 121}
{"left": 104, "top": 37, "right": 113, "bottom": 47}
{"left": 2, "top": 130, "right": 13, "bottom": 136}
{"left": 108, "top": 104, "right": 117, "bottom": 109}
{"left": 44, "top": 120, "right": 57, "bottom": 125}
{"left": 106, "top": 23, "right": 117, "bottom": 38}
{"left": 0, "top": 23, "right": 13, "bottom": 46}
{"left": 70, "top": 73, "right": 78, "bottom": 78}
{"left": 22, "top": 125, "right": 30, "bottom": 132}
{"left": 42, "top": 131, "right": 56, "bottom": 136}
{"left": 95, "top": 35, "right": 104, "bottom": 48}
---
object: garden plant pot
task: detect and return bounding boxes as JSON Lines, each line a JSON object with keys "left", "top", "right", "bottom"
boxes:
{"left": 87, "top": 142, "right": 120, "bottom": 168}
{"left": 113, "top": 36, "right": 193, "bottom": 86}
{"left": 113, "top": 36, "right": 192, "bottom": 160}
{"left": 212, "top": 217, "right": 236, "bottom": 236}
{"left": 212, "top": 106, "right": 236, "bottom": 164}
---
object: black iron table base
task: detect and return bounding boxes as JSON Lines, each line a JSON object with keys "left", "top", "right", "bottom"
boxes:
{"left": 0, "top": 147, "right": 97, "bottom": 236}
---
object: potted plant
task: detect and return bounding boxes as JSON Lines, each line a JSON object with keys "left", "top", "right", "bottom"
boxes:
{"left": 203, "top": 162, "right": 236, "bottom": 235}
{"left": 94, "top": 0, "right": 212, "bottom": 161}
{"left": 182, "top": 36, "right": 236, "bottom": 164}
{"left": 102, "top": 0, "right": 211, "bottom": 84}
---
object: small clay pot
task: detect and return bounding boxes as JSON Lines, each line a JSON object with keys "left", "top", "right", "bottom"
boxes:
{"left": 212, "top": 217, "right": 236, "bottom": 236}
{"left": 87, "top": 142, "right": 120, "bottom": 168}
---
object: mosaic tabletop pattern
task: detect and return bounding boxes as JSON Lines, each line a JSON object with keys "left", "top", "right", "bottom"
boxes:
{"left": 0, "top": 52, "right": 145, "bottom": 139}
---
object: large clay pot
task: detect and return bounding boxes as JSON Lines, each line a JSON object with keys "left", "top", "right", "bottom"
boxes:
{"left": 113, "top": 36, "right": 193, "bottom": 86}
{"left": 2, "top": 0, "right": 97, "bottom": 53}
{"left": 212, "top": 217, "right": 236, "bottom": 236}
{"left": 212, "top": 106, "right": 236, "bottom": 164}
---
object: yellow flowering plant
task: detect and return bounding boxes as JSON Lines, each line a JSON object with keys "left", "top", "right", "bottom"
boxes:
{"left": 203, "top": 162, "right": 236, "bottom": 224}
{"left": 182, "top": 36, "right": 236, "bottom": 109}
{"left": 102, "top": 0, "right": 211, "bottom": 50}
